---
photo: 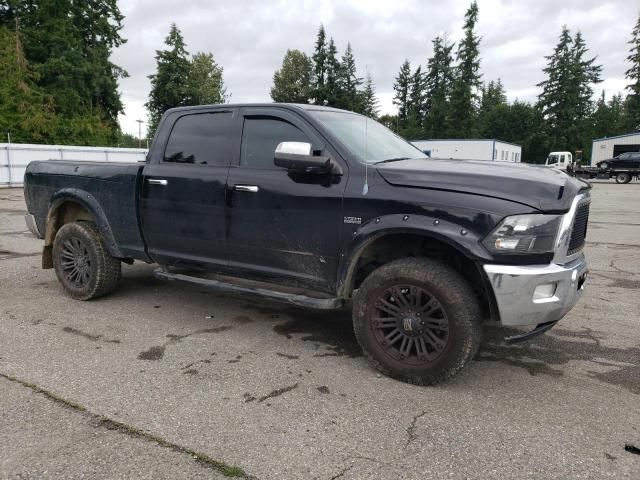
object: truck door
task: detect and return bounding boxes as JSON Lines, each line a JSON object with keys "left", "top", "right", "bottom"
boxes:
{"left": 140, "top": 109, "right": 237, "bottom": 268}
{"left": 225, "top": 108, "right": 347, "bottom": 291}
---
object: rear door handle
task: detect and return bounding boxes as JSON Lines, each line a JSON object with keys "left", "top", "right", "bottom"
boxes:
{"left": 233, "top": 185, "right": 259, "bottom": 193}
{"left": 147, "top": 178, "right": 168, "bottom": 186}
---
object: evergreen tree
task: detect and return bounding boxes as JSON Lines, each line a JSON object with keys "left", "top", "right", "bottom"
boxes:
{"left": 1, "top": 0, "right": 126, "bottom": 143}
{"left": 405, "top": 66, "right": 426, "bottom": 138}
{"left": 537, "top": 26, "right": 601, "bottom": 151}
{"left": 336, "top": 42, "right": 362, "bottom": 111}
{"left": 447, "top": 0, "right": 481, "bottom": 137}
{"left": 146, "top": 23, "right": 191, "bottom": 134}
{"left": 311, "top": 24, "right": 328, "bottom": 105}
{"left": 625, "top": 12, "right": 640, "bottom": 130}
{"left": 361, "top": 72, "right": 379, "bottom": 118}
{"left": 477, "top": 79, "right": 508, "bottom": 137}
{"left": 424, "top": 35, "right": 455, "bottom": 138}
{"left": 270, "top": 49, "right": 312, "bottom": 103}
{"left": 0, "top": 24, "right": 57, "bottom": 143}
{"left": 187, "top": 51, "right": 228, "bottom": 105}
{"left": 591, "top": 92, "right": 628, "bottom": 140}
{"left": 393, "top": 60, "right": 412, "bottom": 127}
{"left": 325, "top": 37, "right": 341, "bottom": 106}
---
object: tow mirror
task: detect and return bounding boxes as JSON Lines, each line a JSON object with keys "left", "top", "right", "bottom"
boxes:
{"left": 274, "top": 142, "right": 341, "bottom": 175}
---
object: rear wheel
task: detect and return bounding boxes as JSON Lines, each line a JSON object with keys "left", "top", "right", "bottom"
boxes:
{"left": 616, "top": 173, "right": 632, "bottom": 184}
{"left": 52, "top": 221, "right": 121, "bottom": 300}
{"left": 352, "top": 258, "right": 482, "bottom": 385}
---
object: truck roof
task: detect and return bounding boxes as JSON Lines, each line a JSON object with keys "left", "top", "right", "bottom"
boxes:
{"left": 164, "top": 103, "right": 352, "bottom": 115}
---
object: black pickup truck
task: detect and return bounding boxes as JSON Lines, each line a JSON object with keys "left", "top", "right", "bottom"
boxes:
{"left": 23, "top": 103, "right": 591, "bottom": 385}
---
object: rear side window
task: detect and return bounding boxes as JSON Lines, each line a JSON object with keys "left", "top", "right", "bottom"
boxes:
{"left": 164, "top": 112, "right": 233, "bottom": 165}
{"left": 240, "top": 117, "right": 310, "bottom": 169}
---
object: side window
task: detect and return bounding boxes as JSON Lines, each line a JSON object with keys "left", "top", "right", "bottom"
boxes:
{"left": 164, "top": 112, "right": 233, "bottom": 165}
{"left": 241, "top": 117, "right": 310, "bottom": 169}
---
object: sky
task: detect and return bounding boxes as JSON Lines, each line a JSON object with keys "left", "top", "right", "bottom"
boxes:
{"left": 113, "top": 0, "right": 639, "bottom": 137}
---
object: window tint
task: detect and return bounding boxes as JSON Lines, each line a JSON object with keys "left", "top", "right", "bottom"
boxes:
{"left": 241, "top": 117, "right": 310, "bottom": 169}
{"left": 164, "top": 112, "right": 233, "bottom": 165}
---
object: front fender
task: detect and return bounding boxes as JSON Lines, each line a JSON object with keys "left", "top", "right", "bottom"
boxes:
{"left": 336, "top": 213, "right": 490, "bottom": 296}
{"left": 47, "top": 188, "right": 123, "bottom": 258}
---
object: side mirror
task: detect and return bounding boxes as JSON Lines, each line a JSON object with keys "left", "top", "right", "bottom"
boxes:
{"left": 274, "top": 142, "right": 341, "bottom": 175}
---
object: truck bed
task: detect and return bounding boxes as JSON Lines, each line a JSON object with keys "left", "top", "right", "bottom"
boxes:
{"left": 24, "top": 160, "right": 147, "bottom": 259}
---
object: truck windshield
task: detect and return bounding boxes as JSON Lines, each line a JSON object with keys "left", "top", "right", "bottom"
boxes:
{"left": 309, "top": 111, "right": 427, "bottom": 164}
{"left": 546, "top": 154, "right": 559, "bottom": 165}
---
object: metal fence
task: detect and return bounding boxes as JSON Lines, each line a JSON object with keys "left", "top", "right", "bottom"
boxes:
{"left": 0, "top": 143, "right": 148, "bottom": 187}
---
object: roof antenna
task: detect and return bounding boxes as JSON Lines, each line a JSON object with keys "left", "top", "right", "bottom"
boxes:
{"left": 362, "top": 118, "right": 369, "bottom": 195}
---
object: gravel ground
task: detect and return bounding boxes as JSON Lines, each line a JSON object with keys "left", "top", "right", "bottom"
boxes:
{"left": 0, "top": 182, "right": 638, "bottom": 479}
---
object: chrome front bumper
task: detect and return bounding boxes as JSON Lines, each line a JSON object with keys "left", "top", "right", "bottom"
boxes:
{"left": 483, "top": 254, "right": 588, "bottom": 327}
{"left": 24, "top": 213, "right": 43, "bottom": 239}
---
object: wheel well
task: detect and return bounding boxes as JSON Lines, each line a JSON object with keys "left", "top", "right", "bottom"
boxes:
{"left": 42, "top": 201, "right": 93, "bottom": 268}
{"left": 346, "top": 233, "right": 491, "bottom": 317}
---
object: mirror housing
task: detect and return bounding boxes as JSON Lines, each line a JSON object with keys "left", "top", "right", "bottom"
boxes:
{"left": 274, "top": 142, "right": 341, "bottom": 175}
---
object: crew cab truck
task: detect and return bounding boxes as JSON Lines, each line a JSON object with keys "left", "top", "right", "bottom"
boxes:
{"left": 23, "top": 104, "right": 591, "bottom": 385}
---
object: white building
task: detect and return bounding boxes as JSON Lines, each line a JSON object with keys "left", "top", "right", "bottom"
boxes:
{"left": 0, "top": 143, "right": 147, "bottom": 187}
{"left": 590, "top": 132, "right": 640, "bottom": 166}
{"left": 411, "top": 139, "right": 522, "bottom": 163}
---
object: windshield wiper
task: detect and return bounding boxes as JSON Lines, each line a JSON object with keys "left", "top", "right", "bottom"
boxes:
{"left": 374, "top": 157, "right": 411, "bottom": 165}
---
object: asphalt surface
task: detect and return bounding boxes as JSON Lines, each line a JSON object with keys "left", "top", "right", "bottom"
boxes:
{"left": 0, "top": 182, "right": 639, "bottom": 479}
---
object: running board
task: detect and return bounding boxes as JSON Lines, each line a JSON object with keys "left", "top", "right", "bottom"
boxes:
{"left": 153, "top": 270, "right": 343, "bottom": 310}
{"left": 504, "top": 320, "right": 559, "bottom": 344}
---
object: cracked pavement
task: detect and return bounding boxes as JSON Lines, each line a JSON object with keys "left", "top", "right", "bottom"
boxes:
{"left": 1, "top": 183, "right": 639, "bottom": 479}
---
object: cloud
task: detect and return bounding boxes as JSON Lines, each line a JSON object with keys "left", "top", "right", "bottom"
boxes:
{"left": 113, "top": 0, "right": 639, "bottom": 136}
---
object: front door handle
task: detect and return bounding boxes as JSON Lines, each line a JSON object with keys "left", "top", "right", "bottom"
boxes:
{"left": 147, "top": 178, "right": 168, "bottom": 186}
{"left": 233, "top": 185, "right": 259, "bottom": 193}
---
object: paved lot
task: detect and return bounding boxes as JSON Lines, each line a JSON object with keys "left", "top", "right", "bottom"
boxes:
{"left": 1, "top": 182, "right": 639, "bottom": 479}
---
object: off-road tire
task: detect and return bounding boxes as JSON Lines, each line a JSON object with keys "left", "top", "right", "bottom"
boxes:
{"left": 52, "top": 221, "right": 121, "bottom": 300}
{"left": 615, "top": 173, "right": 632, "bottom": 184}
{"left": 353, "top": 257, "right": 482, "bottom": 385}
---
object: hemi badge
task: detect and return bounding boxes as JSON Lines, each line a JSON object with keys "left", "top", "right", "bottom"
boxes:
{"left": 344, "top": 216, "right": 362, "bottom": 225}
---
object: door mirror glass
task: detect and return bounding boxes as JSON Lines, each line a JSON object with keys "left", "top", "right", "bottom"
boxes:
{"left": 274, "top": 142, "right": 339, "bottom": 174}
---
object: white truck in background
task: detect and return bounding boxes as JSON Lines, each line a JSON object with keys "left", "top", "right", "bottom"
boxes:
{"left": 545, "top": 151, "right": 573, "bottom": 172}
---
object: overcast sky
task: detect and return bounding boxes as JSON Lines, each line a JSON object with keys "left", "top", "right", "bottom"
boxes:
{"left": 113, "top": 0, "right": 638, "bottom": 137}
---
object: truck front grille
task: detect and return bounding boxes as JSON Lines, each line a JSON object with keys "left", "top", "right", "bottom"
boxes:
{"left": 567, "top": 202, "right": 590, "bottom": 255}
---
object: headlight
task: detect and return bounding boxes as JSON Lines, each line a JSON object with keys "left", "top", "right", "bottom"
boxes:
{"left": 482, "top": 214, "right": 562, "bottom": 254}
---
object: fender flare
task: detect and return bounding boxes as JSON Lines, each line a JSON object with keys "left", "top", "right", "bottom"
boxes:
{"left": 336, "top": 213, "right": 489, "bottom": 297}
{"left": 46, "top": 188, "right": 123, "bottom": 258}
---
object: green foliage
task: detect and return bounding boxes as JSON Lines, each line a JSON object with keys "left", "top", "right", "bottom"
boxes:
{"left": 393, "top": 60, "right": 412, "bottom": 126}
{"left": 187, "top": 52, "right": 228, "bottom": 105}
{"left": 537, "top": 26, "right": 602, "bottom": 152}
{"left": 275, "top": 24, "right": 379, "bottom": 114}
{"left": 0, "top": 0, "right": 126, "bottom": 145}
{"left": 625, "top": 12, "right": 640, "bottom": 130}
{"left": 361, "top": 73, "right": 379, "bottom": 118}
{"left": 335, "top": 43, "right": 363, "bottom": 111}
{"left": 311, "top": 24, "right": 328, "bottom": 105}
{"left": 146, "top": 23, "right": 191, "bottom": 133}
{"left": 270, "top": 49, "right": 312, "bottom": 103}
{"left": 447, "top": 0, "right": 481, "bottom": 137}
{"left": 146, "top": 23, "right": 229, "bottom": 136}
{"left": 423, "top": 36, "right": 455, "bottom": 139}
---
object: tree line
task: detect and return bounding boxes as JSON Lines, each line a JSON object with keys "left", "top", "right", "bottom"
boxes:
{"left": 386, "top": 2, "right": 640, "bottom": 162}
{"left": 270, "top": 25, "right": 379, "bottom": 117}
{"left": 1, "top": 0, "right": 639, "bottom": 162}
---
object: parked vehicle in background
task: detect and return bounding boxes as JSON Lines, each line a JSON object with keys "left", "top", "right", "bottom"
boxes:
{"left": 545, "top": 151, "right": 573, "bottom": 172}
{"left": 597, "top": 152, "right": 640, "bottom": 171}
{"left": 23, "top": 104, "right": 591, "bottom": 385}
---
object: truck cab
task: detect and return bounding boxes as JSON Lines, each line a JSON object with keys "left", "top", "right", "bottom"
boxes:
{"left": 545, "top": 151, "right": 573, "bottom": 171}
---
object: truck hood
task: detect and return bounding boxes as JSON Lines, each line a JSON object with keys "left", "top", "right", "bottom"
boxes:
{"left": 376, "top": 158, "right": 589, "bottom": 212}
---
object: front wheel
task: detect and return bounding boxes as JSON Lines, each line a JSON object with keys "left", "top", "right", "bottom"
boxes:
{"left": 52, "top": 221, "right": 121, "bottom": 300}
{"left": 615, "top": 173, "right": 632, "bottom": 184}
{"left": 352, "top": 258, "right": 482, "bottom": 385}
